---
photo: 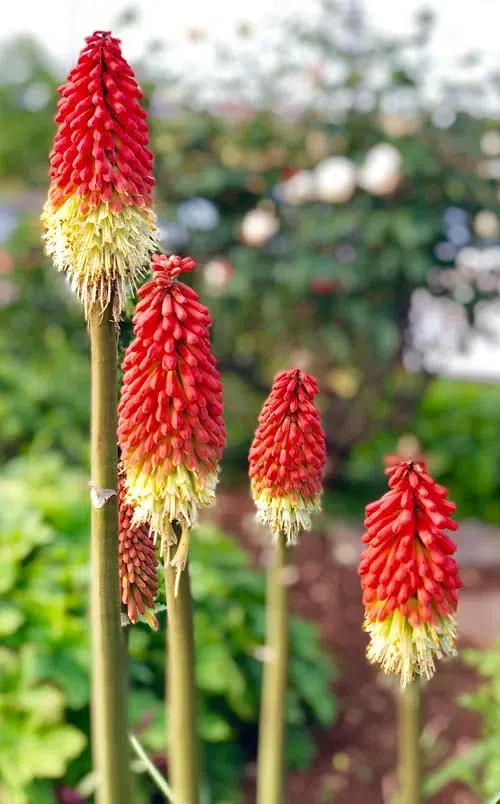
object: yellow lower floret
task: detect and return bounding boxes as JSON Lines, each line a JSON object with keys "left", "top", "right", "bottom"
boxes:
{"left": 364, "top": 607, "right": 457, "bottom": 687}
{"left": 124, "top": 464, "right": 219, "bottom": 548}
{"left": 251, "top": 484, "right": 321, "bottom": 543}
{"left": 42, "top": 194, "right": 158, "bottom": 320}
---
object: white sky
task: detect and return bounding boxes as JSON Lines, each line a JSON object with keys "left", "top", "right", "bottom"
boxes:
{"left": 1, "top": 0, "right": 499, "bottom": 82}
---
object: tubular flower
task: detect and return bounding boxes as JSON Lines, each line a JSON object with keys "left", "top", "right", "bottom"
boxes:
{"left": 118, "top": 253, "right": 225, "bottom": 571}
{"left": 249, "top": 369, "right": 326, "bottom": 543}
{"left": 118, "top": 473, "right": 159, "bottom": 630}
{"left": 359, "top": 460, "right": 461, "bottom": 687}
{"left": 41, "top": 30, "right": 158, "bottom": 320}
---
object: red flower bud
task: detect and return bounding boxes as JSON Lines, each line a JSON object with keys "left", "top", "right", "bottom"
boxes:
{"left": 118, "top": 473, "right": 159, "bottom": 630}
{"left": 118, "top": 254, "right": 225, "bottom": 566}
{"left": 249, "top": 369, "right": 326, "bottom": 542}
{"left": 359, "top": 459, "right": 460, "bottom": 685}
{"left": 42, "top": 31, "right": 157, "bottom": 320}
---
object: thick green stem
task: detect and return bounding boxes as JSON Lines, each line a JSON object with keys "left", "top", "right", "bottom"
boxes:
{"left": 257, "top": 532, "right": 289, "bottom": 804}
{"left": 89, "top": 304, "right": 132, "bottom": 804}
{"left": 165, "top": 545, "right": 199, "bottom": 804}
{"left": 398, "top": 681, "right": 422, "bottom": 804}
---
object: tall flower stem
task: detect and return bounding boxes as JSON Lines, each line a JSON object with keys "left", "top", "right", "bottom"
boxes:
{"left": 257, "top": 532, "right": 289, "bottom": 804}
{"left": 89, "top": 303, "right": 132, "bottom": 804}
{"left": 398, "top": 681, "right": 422, "bottom": 804}
{"left": 165, "top": 542, "right": 199, "bottom": 804}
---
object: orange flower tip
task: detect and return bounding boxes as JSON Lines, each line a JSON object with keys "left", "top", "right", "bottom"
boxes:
{"left": 364, "top": 607, "right": 457, "bottom": 687}
{"left": 249, "top": 368, "right": 326, "bottom": 543}
{"left": 151, "top": 253, "right": 196, "bottom": 280}
{"left": 42, "top": 29, "right": 158, "bottom": 320}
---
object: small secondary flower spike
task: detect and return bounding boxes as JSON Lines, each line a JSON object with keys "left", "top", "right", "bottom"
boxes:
{"left": 118, "top": 254, "right": 225, "bottom": 572}
{"left": 249, "top": 369, "right": 326, "bottom": 542}
{"left": 118, "top": 473, "right": 159, "bottom": 630}
{"left": 42, "top": 30, "right": 157, "bottom": 320}
{"left": 359, "top": 460, "right": 461, "bottom": 687}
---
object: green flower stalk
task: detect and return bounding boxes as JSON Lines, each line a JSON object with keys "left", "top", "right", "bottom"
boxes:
{"left": 118, "top": 253, "right": 226, "bottom": 804}
{"left": 249, "top": 369, "right": 326, "bottom": 804}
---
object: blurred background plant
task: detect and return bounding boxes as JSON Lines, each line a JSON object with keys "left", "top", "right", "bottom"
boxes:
{"left": 3, "top": 0, "right": 500, "bottom": 800}
{"left": 0, "top": 455, "right": 335, "bottom": 803}
{"left": 423, "top": 647, "right": 500, "bottom": 801}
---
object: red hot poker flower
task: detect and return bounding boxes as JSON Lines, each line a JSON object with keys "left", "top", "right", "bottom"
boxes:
{"left": 249, "top": 369, "right": 326, "bottom": 543}
{"left": 118, "top": 473, "right": 159, "bottom": 630}
{"left": 359, "top": 459, "right": 461, "bottom": 686}
{"left": 42, "top": 30, "right": 157, "bottom": 320}
{"left": 118, "top": 254, "right": 225, "bottom": 574}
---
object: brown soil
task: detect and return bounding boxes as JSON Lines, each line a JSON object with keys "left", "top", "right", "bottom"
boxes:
{"left": 209, "top": 491, "right": 492, "bottom": 804}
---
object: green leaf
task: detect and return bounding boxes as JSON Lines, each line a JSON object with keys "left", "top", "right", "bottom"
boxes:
{"left": 23, "top": 685, "right": 65, "bottom": 727}
{"left": 195, "top": 644, "right": 238, "bottom": 694}
{"left": 26, "top": 781, "right": 56, "bottom": 804}
{"left": 0, "top": 604, "right": 24, "bottom": 636}
{"left": 289, "top": 657, "right": 336, "bottom": 726}
{"left": 32, "top": 652, "right": 89, "bottom": 710}
{"left": 22, "top": 725, "right": 86, "bottom": 779}
{"left": 130, "top": 690, "right": 165, "bottom": 751}
{"left": 286, "top": 724, "right": 316, "bottom": 769}
{"left": 199, "top": 710, "right": 234, "bottom": 742}
{"left": 423, "top": 737, "right": 500, "bottom": 797}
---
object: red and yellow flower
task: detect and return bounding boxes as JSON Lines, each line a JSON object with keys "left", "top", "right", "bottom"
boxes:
{"left": 118, "top": 253, "right": 225, "bottom": 571}
{"left": 359, "top": 459, "right": 461, "bottom": 686}
{"left": 249, "top": 369, "right": 326, "bottom": 542}
{"left": 42, "top": 30, "right": 157, "bottom": 320}
{"left": 118, "top": 472, "right": 159, "bottom": 630}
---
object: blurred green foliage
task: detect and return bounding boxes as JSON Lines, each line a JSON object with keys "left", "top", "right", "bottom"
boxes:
{"left": 0, "top": 220, "right": 89, "bottom": 464}
{"left": 347, "top": 378, "right": 500, "bottom": 522}
{"left": 424, "top": 647, "right": 500, "bottom": 800}
{"left": 0, "top": 454, "right": 336, "bottom": 802}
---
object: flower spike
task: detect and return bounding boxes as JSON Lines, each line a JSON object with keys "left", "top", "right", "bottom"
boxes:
{"left": 42, "top": 30, "right": 158, "bottom": 320}
{"left": 118, "top": 253, "right": 225, "bottom": 561}
{"left": 359, "top": 459, "right": 461, "bottom": 687}
{"left": 249, "top": 369, "right": 326, "bottom": 543}
{"left": 118, "top": 472, "right": 159, "bottom": 630}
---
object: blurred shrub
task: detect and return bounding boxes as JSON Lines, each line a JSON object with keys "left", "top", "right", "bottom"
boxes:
{"left": 0, "top": 453, "right": 336, "bottom": 802}
{"left": 3, "top": 3, "right": 500, "bottom": 482}
{"left": 424, "top": 647, "right": 500, "bottom": 800}
{"left": 146, "top": 3, "right": 500, "bottom": 476}
{"left": 0, "top": 455, "right": 89, "bottom": 804}
{"left": 0, "top": 221, "right": 89, "bottom": 464}
{"left": 0, "top": 35, "right": 58, "bottom": 186}
{"left": 347, "top": 377, "right": 500, "bottom": 523}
